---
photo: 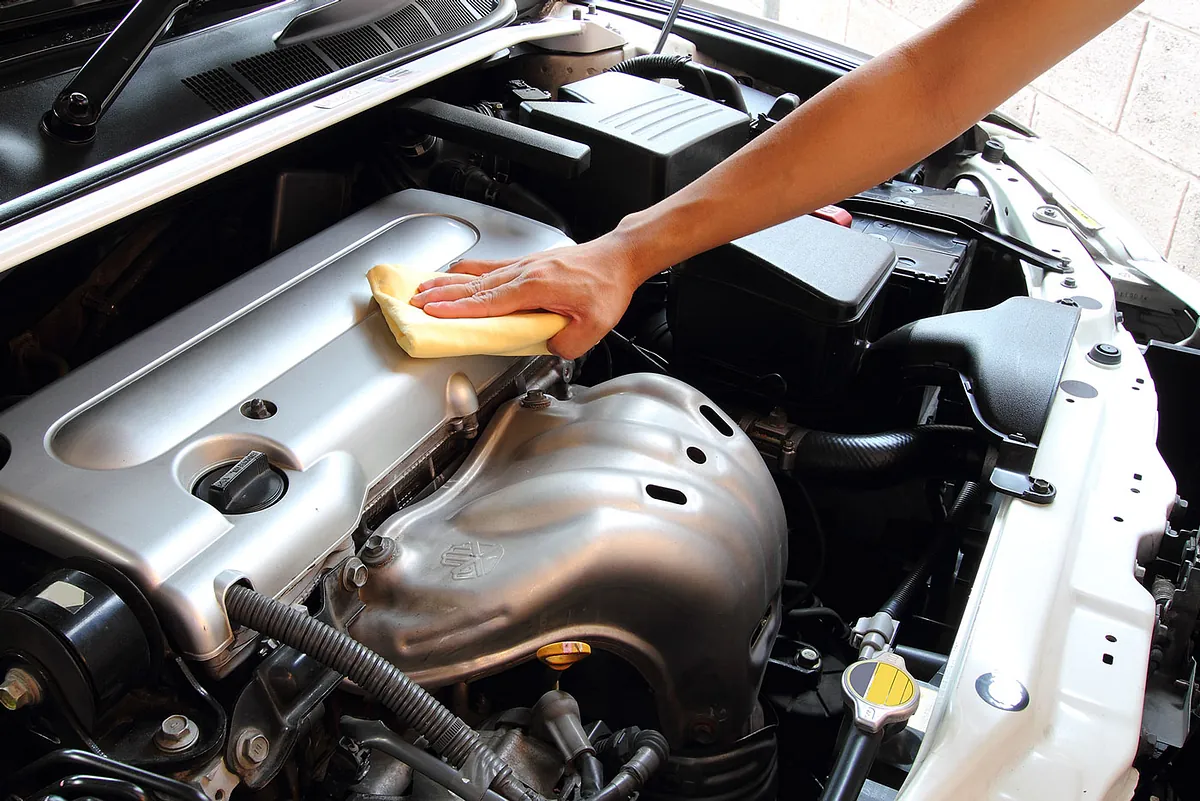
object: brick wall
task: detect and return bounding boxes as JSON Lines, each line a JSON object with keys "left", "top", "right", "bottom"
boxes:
{"left": 705, "top": 0, "right": 1200, "bottom": 278}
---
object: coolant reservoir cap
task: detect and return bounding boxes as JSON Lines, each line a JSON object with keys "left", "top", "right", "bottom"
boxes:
{"left": 193, "top": 451, "right": 287, "bottom": 515}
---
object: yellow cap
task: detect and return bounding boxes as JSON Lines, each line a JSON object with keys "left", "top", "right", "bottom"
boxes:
{"left": 536, "top": 641, "right": 592, "bottom": 671}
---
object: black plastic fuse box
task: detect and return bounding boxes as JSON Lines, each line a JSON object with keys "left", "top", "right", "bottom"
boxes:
{"left": 669, "top": 214, "right": 897, "bottom": 418}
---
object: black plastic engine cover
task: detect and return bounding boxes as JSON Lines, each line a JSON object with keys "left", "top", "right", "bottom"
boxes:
{"left": 520, "top": 72, "right": 749, "bottom": 233}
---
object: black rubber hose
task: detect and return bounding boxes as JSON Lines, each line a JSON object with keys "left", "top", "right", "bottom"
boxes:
{"left": 879, "top": 480, "right": 981, "bottom": 619}
{"left": 224, "top": 585, "right": 532, "bottom": 801}
{"left": 818, "top": 727, "right": 883, "bottom": 801}
{"left": 789, "top": 425, "right": 984, "bottom": 485}
{"left": 604, "top": 55, "right": 748, "bottom": 114}
{"left": 894, "top": 645, "right": 948, "bottom": 681}
{"left": 587, "top": 730, "right": 669, "bottom": 801}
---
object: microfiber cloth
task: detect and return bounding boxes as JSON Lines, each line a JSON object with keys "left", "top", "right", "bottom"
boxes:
{"left": 367, "top": 263, "right": 567, "bottom": 358}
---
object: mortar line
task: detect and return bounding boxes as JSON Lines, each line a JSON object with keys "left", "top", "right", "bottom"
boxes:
{"left": 1114, "top": 17, "right": 1149, "bottom": 131}
{"left": 1164, "top": 182, "right": 1191, "bottom": 259}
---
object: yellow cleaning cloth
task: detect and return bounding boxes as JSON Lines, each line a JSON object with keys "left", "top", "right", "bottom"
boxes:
{"left": 367, "top": 263, "right": 568, "bottom": 358}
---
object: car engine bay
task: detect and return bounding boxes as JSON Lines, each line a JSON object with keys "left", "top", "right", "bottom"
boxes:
{"left": 0, "top": 5, "right": 1197, "bottom": 801}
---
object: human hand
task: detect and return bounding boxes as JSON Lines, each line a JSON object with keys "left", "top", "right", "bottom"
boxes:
{"left": 409, "top": 235, "right": 642, "bottom": 359}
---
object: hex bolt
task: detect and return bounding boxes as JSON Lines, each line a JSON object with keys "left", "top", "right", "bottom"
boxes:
{"left": 361, "top": 534, "right": 396, "bottom": 566}
{"left": 0, "top": 667, "right": 43, "bottom": 711}
{"left": 1030, "top": 478, "right": 1053, "bottom": 496}
{"left": 237, "top": 729, "right": 271, "bottom": 767}
{"left": 154, "top": 714, "right": 199, "bottom": 753}
{"left": 341, "top": 557, "right": 368, "bottom": 591}
{"left": 520, "top": 389, "right": 552, "bottom": 410}
{"left": 799, "top": 647, "right": 820, "bottom": 663}
{"left": 1062, "top": 277, "right": 1077, "bottom": 288}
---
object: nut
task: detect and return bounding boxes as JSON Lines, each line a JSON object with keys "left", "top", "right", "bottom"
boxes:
{"left": 342, "top": 557, "right": 368, "bottom": 591}
{"left": 154, "top": 714, "right": 199, "bottom": 752}
{"left": 238, "top": 729, "right": 271, "bottom": 767}
{"left": 0, "top": 667, "right": 43, "bottom": 711}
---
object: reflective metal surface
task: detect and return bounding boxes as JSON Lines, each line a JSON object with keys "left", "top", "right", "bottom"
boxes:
{"left": 0, "top": 190, "right": 571, "bottom": 666}
{"left": 350, "top": 373, "right": 788, "bottom": 746}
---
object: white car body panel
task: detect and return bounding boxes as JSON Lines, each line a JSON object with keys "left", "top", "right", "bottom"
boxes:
{"left": 900, "top": 150, "right": 1179, "bottom": 800}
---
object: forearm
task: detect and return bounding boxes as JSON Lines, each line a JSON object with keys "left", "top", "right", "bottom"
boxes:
{"left": 608, "top": 0, "right": 1140, "bottom": 283}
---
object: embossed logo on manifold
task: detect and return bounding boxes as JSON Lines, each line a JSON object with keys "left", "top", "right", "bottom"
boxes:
{"left": 440, "top": 541, "right": 504, "bottom": 580}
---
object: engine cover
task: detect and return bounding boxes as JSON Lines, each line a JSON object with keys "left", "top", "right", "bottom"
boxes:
{"left": 350, "top": 373, "right": 787, "bottom": 747}
{"left": 0, "top": 190, "right": 571, "bottom": 669}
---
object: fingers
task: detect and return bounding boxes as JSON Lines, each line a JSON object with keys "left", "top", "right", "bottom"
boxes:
{"left": 421, "top": 280, "right": 529, "bottom": 319}
{"left": 415, "top": 273, "right": 475, "bottom": 293}
{"left": 447, "top": 258, "right": 512, "bottom": 276}
{"left": 412, "top": 271, "right": 511, "bottom": 307}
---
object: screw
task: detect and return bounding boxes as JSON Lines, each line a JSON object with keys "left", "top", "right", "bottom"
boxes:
{"left": 572, "top": 7, "right": 582, "bottom": 18}
{"left": 799, "top": 647, "right": 820, "bottom": 663}
{"left": 154, "top": 714, "right": 199, "bottom": 752}
{"left": 902, "top": 185, "right": 922, "bottom": 194}
{"left": 0, "top": 667, "right": 43, "bottom": 711}
{"left": 1062, "top": 277, "right": 1077, "bottom": 288}
{"left": 1030, "top": 478, "right": 1053, "bottom": 496}
{"left": 1057, "top": 297, "right": 1078, "bottom": 308}
{"left": 520, "top": 389, "right": 552, "bottom": 410}
{"left": 341, "top": 557, "right": 368, "bottom": 591}
{"left": 238, "top": 729, "right": 271, "bottom": 767}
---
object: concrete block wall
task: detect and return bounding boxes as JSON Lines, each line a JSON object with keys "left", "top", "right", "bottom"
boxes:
{"left": 704, "top": 0, "right": 1200, "bottom": 278}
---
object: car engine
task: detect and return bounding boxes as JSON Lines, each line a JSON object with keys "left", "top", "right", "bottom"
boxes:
{"left": 0, "top": 23, "right": 1164, "bottom": 801}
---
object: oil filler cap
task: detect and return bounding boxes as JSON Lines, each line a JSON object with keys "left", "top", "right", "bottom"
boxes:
{"left": 194, "top": 451, "right": 286, "bottom": 515}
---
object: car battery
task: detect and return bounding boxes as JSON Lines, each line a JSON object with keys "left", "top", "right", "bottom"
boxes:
{"left": 669, "top": 213, "right": 896, "bottom": 421}
{"left": 852, "top": 214, "right": 977, "bottom": 338}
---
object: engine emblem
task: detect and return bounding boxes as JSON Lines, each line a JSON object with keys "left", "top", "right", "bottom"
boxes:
{"left": 441, "top": 541, "right": 504, "bottom": 580}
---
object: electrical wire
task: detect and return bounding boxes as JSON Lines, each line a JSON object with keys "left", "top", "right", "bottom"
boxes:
{"left": 780, "top": 475, "right": 827, "bottom": 612}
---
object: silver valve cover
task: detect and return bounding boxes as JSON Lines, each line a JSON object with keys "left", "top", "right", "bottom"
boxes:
{"left": 0, "top": 190, "right": 571, "bottom": 668}
{"left": 349, "top": 373, "right": 788, "bottom": 747}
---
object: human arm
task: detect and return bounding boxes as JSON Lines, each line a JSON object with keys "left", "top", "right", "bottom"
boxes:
{"left": 411, "top": 0, "right": 1140, "bottom": 358}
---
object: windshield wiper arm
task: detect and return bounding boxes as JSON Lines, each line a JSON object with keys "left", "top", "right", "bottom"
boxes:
{"left": 41, "top": 0, "right": 192, "bottom": 144}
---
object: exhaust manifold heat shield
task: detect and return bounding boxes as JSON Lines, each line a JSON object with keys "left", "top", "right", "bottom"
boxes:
{"left": 350, "top": 373, "right": 788, "bottom": 746}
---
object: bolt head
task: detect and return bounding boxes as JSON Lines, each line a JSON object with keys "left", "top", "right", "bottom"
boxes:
{"left": 799, "top": 647, "right": 820, "bottom": 662}
{"left": 241, "top": 732, "right": 270, "bottom": 764}
{"left": 154, "top": 714, "right": 198, "bottom": 752}
{"left": 0, "top": 668, "right": 42, "bottom": 711}
{"left": 162, "top": 714, "right": 188, "bottom": 738}
{"left": 342, "top": 557, "right": 368, "bottom": 590}
{"left": 520, "top": 389, "right": 552, "bottom": 410}
{"left": 1031, "top": 478, "right": 1053, "bottom": 495}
